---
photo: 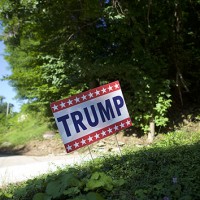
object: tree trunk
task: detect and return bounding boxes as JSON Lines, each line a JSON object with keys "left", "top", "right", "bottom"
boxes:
{"left": 147, "top": 120, "right": 155, "bottom": 143}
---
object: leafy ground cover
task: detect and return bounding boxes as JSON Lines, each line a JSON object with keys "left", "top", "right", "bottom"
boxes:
{"left": 0, "top": 127, "right": 200, "bottom": 200}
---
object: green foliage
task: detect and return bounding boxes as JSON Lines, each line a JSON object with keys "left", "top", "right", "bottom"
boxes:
{"left": 154, "top": 91, "right": 172, "bottom": 127}
{"left": 0, "top": 112, "right": 48, "bottom": 146}
{"left": 0, "top": 102, "right": 6, "bottom": 114}
{"left": 0, "top": 96, "right": 17, "bottom": 134}
{"left": 32, "top": 171, "right": 124, "bottom": 200}
{"left": 77, "top": 192, "right": 105, "bottom": 200}
{"left": 85, "top": 172, "right": 114, "bottom": 191}
{"left": 1, "top": 129, "right": 200, "bottom": 199}
{"left": 0, "top": 114, "right": 13, "bottom": 134}
{"left": 30, "top": 171, "right": 122, "bottom": 200}
{"left": 45, "top": 173, "right": 82, "bottom": 199}
{"left": 154, "top": 129, "right": 200, "bottom": 147}
{"left": 0, "top": 0, "right": 200, "bottom": 133}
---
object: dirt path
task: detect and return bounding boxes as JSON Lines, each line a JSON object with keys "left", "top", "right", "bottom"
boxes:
{"left": 1, "top": 132, "right": 148, "bottom": 156}
{"left": 1, "top": 131, "right": 149, "bottom": 158}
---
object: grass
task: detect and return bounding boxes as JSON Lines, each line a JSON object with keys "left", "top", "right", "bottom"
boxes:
{"left": 0, "top": 113, "right": 49, "bottom": 146}
{"left": 0, "top": 124, "right": 200, "bottom": 200}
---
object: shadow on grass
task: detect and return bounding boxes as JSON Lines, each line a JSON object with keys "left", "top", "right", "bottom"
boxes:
{"left": 1, "top": 142, "right": 200, "bottom": 200}
{"left": 103, "top": 142, "right": 200, "bottom": 199}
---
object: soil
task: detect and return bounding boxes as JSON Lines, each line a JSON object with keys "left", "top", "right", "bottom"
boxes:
{"left": 0, "top": 131, "right": 150, "bottom": 156}
{"left": 1, "top": 121, "right": 199, "bottom": 156}
{"left": 27, "top": 121, "right": 200, "bottom": 156}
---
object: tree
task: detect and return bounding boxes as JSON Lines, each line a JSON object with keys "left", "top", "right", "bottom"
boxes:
{"left": 0, "top": 0, "right": 200, "bottom": 136}
{"left": 0, "top": 96, "right": 5, "bottom": 104}
{"left": 0, "top": 96, "right": 6, "bottom": 114}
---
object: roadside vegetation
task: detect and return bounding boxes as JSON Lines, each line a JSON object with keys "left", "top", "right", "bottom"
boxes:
{"left": 0, "top": 123, "right": 200, "bottom": 200}
{"left": 0, "top": 1, "right": 200, "bottom": 199}
{"left": 0, "top": 110, "right": 49, "bottom": 148}
{"left": 1, "top": 0, "right": 200, "bottom": 137}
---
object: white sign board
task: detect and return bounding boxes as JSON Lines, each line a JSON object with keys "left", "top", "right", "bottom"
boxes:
{"left": 51, "top": 81, "right": 132, "bottom": 153}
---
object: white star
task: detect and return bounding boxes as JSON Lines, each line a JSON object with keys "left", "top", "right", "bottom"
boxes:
{"left": 114, "top": 83, "right": 120, "bottom": 89}
{"left": 81, "top": 139, "right": 86, "bottom": 145}
{"left": 74, "top": 97, "right": 80, "bottom": 103}
{"left": 101, "top": 88, "right": 106, "bottom": 93}
{"left": 108, "top": 128, "right": 113, "bottom": 134}
{"left": 108, "top": 85, "right": 113, "bottom": 91}
{"left": 74, "top": 142, "right": 79, "bottom": 148}
{"left": 94, "top": 133, "right": 100, "bottom": 139}
{"left": 88, "top": 136, "right": 93, "bottom": 142}
{"left": 66, "top": 145, "right": 72, "bottom": 151}
{"left": 126, "top": 120, "right": 131, "bottom": 126}
{"left": 114, "top": 125, "right": 119, "bottom": 131}
{"left": 101, "top": 131, "right": 106, "bottom": 137}
{"left": 88, "top": 92, "right": 93, "bottom": 98}
{"left": 67, "top": 99, "right": 73, "bottom": 105}
{"left": 52, "top": 104, "right": 58, "bottom": 111}
{"left": 60, "top": 102, "right": 66, "bottom": 108}
{"left": 81, "top": 94, "right": 87, "bottom": 101}
{"left": 95, "top": 90, "right": 100, "bottom": 96}
{"left": 120, "top": 122, "right": 125, "bottom": 128}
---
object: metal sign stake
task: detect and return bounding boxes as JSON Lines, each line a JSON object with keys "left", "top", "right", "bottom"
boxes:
{"left": 114, "top": 133, "right": 122, "bottom": 157}
{"left": 87, "top": 145, "right": 94, "bottom": 161}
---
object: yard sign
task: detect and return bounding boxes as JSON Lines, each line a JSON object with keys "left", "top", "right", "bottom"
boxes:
{"left": 50, "top": 81, "right": 132, "bottom": 153}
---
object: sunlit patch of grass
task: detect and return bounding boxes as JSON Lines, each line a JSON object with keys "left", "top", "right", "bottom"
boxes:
{"left": 154, "top": 129, "right": 200, "bottom": 148}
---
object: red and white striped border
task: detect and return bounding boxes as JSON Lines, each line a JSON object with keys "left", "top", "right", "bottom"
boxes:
{"left": 64, "top": 117, "right": 132, "bottom": 153}
{"left": 50, "top": 81, "right": 121, "bottom": 113}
